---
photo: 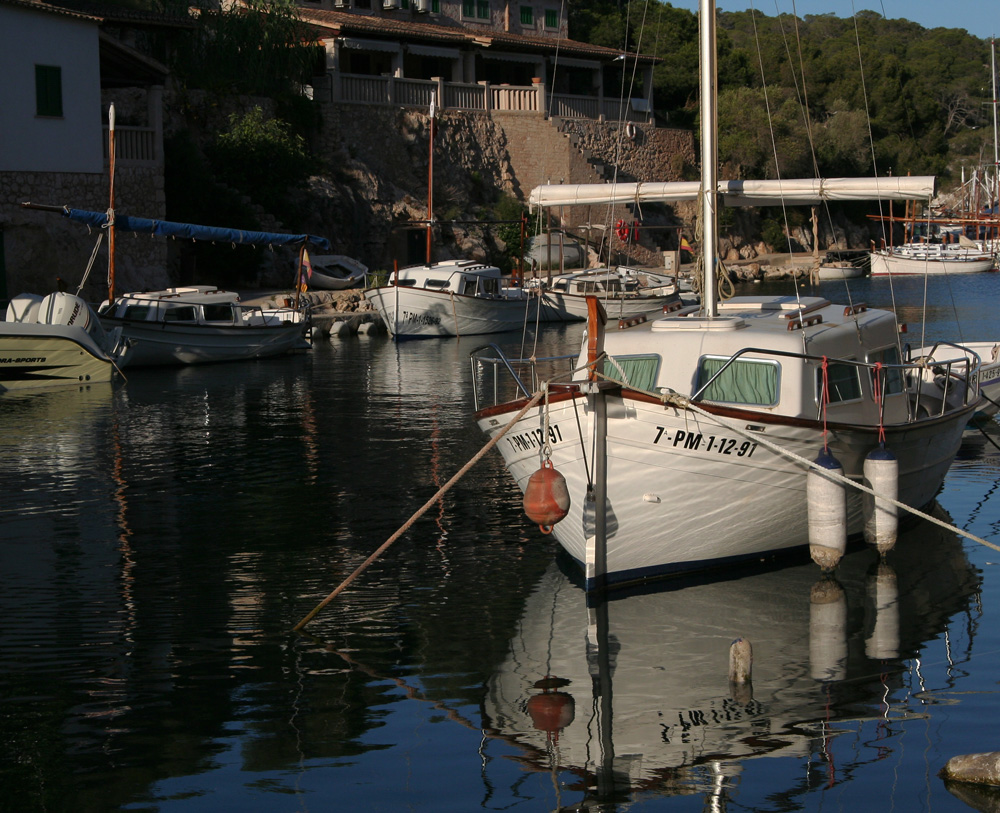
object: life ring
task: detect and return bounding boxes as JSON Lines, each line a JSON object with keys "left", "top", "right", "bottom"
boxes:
{"left": 615, "top": 219, "right": 630, "bottom": 241}
{"left": 624, "top": 121, "right": 637, "bottom": 140}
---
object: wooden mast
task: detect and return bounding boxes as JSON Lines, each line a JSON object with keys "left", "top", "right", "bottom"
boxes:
{"left": 107, "top": 104, "right": 116, "bottom": 304}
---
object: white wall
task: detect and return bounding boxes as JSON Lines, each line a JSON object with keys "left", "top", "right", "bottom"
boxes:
{"left": 0, "top": 4, "right": 102, "bottom": 173}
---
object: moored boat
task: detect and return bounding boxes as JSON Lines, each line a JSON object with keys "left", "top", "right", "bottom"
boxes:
{"left": 99, "top": 286, "right": 309, "bottom": 368}
{"left": 365, "top": 259, "right": 556, "bottom": 338}
{"left": 0, "top": 291, "right": 126, "bottom": 391}
{"left": 526, "top": 266, "right": 690, "bottom": 321}
{"left": 870, "top": 242, "right": 995, "bottom": 276}
{"left": 468, "top": 0, "right": 990, "bottom": 589}
{"left": 307, "top": 254, "right": 368, "bottom": 290}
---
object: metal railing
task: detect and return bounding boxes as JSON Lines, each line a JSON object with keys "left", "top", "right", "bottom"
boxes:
{"left": 327, "top": 71, "right": 648, "bottom": 121}
{"left": 470, "top": 344, "right": 577, "bottom": 411}
{"left": 470, "top": 340, "right": 983, "bottom": 422}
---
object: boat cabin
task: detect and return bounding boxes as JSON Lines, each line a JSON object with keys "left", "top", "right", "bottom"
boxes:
{"left": 102, "top": 287, "right": 248, "bottom": 326}
{"left": 588, "top": 295, "right": 939, "bottom": 425}
{"left": 394, "top": 260, "right": 505, "bottom": 298}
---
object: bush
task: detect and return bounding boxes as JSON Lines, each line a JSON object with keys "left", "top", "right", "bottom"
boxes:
{"left": 207, "top": 107, "right": 314, "bottom": 220}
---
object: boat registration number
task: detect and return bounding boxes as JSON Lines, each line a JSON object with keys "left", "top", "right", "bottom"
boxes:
{"left": 506, "top": 424, "right": 564, "bottom": 453}
{"left": 972, "top": 365, "right": 1000, "bottom": 387}
{"left": 401, "top": 311, "right": 441, "bottom": 326}
{"left": 652, "top": 426, "right": 758, "bottom": 457}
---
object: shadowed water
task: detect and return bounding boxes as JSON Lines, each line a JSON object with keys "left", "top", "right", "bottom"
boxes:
{"left": 1, "top": 276, "right": 999, "bottom": 812}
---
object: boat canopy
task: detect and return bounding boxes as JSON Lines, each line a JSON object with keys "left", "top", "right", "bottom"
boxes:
{"left": 527, "top": 177, "right": 937, "bottom": 209}
{"left": 61, "top": 208, "right": 331, "bottom": 251}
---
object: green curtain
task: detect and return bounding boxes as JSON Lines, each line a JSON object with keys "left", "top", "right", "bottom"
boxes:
{"left": 603, "top": 355, "right": 660, "bottom": 391}
{"left": 698, "top": 357, "right": 778, "bottom": 405}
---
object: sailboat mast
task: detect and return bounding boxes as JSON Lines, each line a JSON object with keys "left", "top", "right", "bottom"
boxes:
{"left": 108, "top": 104, "right": 116, "bottom": 304}
{"left": 426, "top": 91, "right": 436, "bottom": 265}
{"left": 992, "top": 39, "right": 998, "bottom": 244}
{"left": 699, "top": 0, "right": 719, "bottom": 318}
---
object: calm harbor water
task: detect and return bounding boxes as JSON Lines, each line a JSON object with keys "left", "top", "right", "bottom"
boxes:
{"left": 2, "top": 273, "right": 1000, "bottom": 812}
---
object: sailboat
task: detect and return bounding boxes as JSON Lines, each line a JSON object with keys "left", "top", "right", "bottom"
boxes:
{"left": 470, "top": 0, "right": 994, "bottom": 588}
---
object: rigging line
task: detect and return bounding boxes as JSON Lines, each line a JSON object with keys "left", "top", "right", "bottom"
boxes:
{"left": 590, "top": 366, "right": 1000, "bottom": 552}
{"left": 752, "top": 3, "right": 804, "bottom": 314}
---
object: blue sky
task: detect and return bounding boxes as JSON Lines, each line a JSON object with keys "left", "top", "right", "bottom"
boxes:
{"left": 668, "top": 0, "right": 997, "bottom": 38}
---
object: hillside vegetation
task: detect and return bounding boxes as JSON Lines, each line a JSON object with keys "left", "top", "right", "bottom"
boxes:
{"left": 572, "top": 2, "right": 996, "bottom": 191}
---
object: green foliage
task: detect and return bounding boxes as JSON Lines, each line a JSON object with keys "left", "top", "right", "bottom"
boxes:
{"left": 163, "top": 130, "right": 266, "bottom": 285}
{"left": 206, "top": 107, "right": 315, "bottom": 220}
{"left": 761, "top": 218, "right": 787, "bottom": 251}
{"left": 171, "top": 0, "right": 320, "bottom": 97}
{"left": 487, "top": 194, "right": 531, "bottom": 274}
{"left": 569, "top": 0, "right": 993, "bottom": 191}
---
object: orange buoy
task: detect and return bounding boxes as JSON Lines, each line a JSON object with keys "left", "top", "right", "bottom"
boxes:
{"left": 527, "top": 690, "right": 575, "bottom": 735}
{"left": 523, "top": 460, "right": 570, "bottom": 533}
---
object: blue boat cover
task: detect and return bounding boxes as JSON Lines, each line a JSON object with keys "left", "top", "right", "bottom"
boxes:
{"left": 62, "top": 208, "right": 331, "bottom": 251}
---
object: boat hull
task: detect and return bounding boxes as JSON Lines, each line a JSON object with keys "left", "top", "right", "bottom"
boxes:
{"left": 477, "top": 391, "right": 971, "bottom": 586}
{"left": 105, "top": 318, "right": 308, "bottom": 367}
{"left": 366, "top": 285, "right": 570, "bottom": 337}
{"left": 0, "top": 324, "right": 114, "bottom": 390}
{"left": 870, "top": 250, "right": 994, "bottom": 275}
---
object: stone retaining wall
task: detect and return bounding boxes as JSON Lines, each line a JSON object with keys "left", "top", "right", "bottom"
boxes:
{"left": 0, "top": 167, "right": 167, "bottom": 300}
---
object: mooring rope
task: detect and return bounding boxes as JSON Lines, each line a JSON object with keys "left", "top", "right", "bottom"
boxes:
{"left": 293, "top": 389, "right": 546, "bottom": 631}
{"left": 590, "top": 367, "right": 1000, "bottom": 554}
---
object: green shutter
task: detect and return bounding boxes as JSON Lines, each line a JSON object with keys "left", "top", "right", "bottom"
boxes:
{"left": 476, "top": 0, "right": 489, "bottom": 17}
{"left": 462, "top": 0, "right": 474, "bottom": 15}
{"left": 35, "top": 65, "right": 63, "bottom": 117}
{"left": 544, "top": 8, "right": 557, "bottom": 27}
{"left": 520, "top": 5, "right": 532, "bottom": 24}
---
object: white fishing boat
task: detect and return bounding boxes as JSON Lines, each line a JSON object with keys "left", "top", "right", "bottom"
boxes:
{"left": 100, "top": 286, "right": 309, "bottom": 368}
{"left": 869, "top": 242, "right": 995, "bottom": 276}
{"left": 366, "top": 259, "right": 552, "bottom": 338}
{"left": 470, "top": 0, "right": 990, "bottom": 588}
{"left": 307, "top": 254, "right": 368, "bottom": 290}
{"left": 527, "top": 266, "right": 690, "bottom": 321}
{"left": 485, "top": 514, "right": 978, "bottom": 803}
{"left": 0, "top": 291, "right": 126, "bottom": 391}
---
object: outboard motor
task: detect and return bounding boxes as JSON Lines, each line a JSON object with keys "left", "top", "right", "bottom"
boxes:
{"left": 5, "top": 293, "right": 43, "bottom": 323}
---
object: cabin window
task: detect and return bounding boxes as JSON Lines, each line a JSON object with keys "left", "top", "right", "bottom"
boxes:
{"left": 602, "top": 354, "right": 659, "bottom": 392}
{"left": 163, "top": 305, "right": 197, "bottom": 322}
{"left": 868, "top": 346, "right": 905, "bottom": 396}
{"left": 425, "top": 279, "right": 450, "bottom": 288}
{"left": 123, "top": 305, "right": 151, "bottom": 320}
{"left": 544, "top": 8, "right": 558, "bottom": 27}
{"left": 462, "top": 278, "right": 478, "bottom": 296}
{"left": 697, "top": 356, "right": 779, "bottom": 406}
{"left": 482, "top": 277, "right": 499, "bottom": 295}
{"left": 397, "top": 279, "right": 416, "bottom": 287}
{"left": 520, "top": 5, "right": 532, "bottom": 24}
{"left": 35, "top": 65, "right": 62, "bottom": 117}
{"left": 817, "top": 361, "right": 862, "bottom": 404}
{"left": 203, "top": 304, "right": 236, "bottom": 322}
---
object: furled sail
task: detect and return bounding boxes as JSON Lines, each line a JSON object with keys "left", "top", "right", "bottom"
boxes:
{"left": 527, "top": 177, "right": 937, "bottom": 209}
{"left": 60, "top": 208, "right": 332, "bottom": 250}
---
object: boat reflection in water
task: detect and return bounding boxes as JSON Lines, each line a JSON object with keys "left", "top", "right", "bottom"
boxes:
{"left": 483, "top": 506, "right": 980, "bottom": 806}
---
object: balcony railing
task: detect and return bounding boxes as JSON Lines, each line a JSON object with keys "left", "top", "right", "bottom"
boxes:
{"left": 326, "top": 71, "right": 649, "bottom": 122}
{"left": 102, "top": 125, "right": 159, "bottom": 165}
